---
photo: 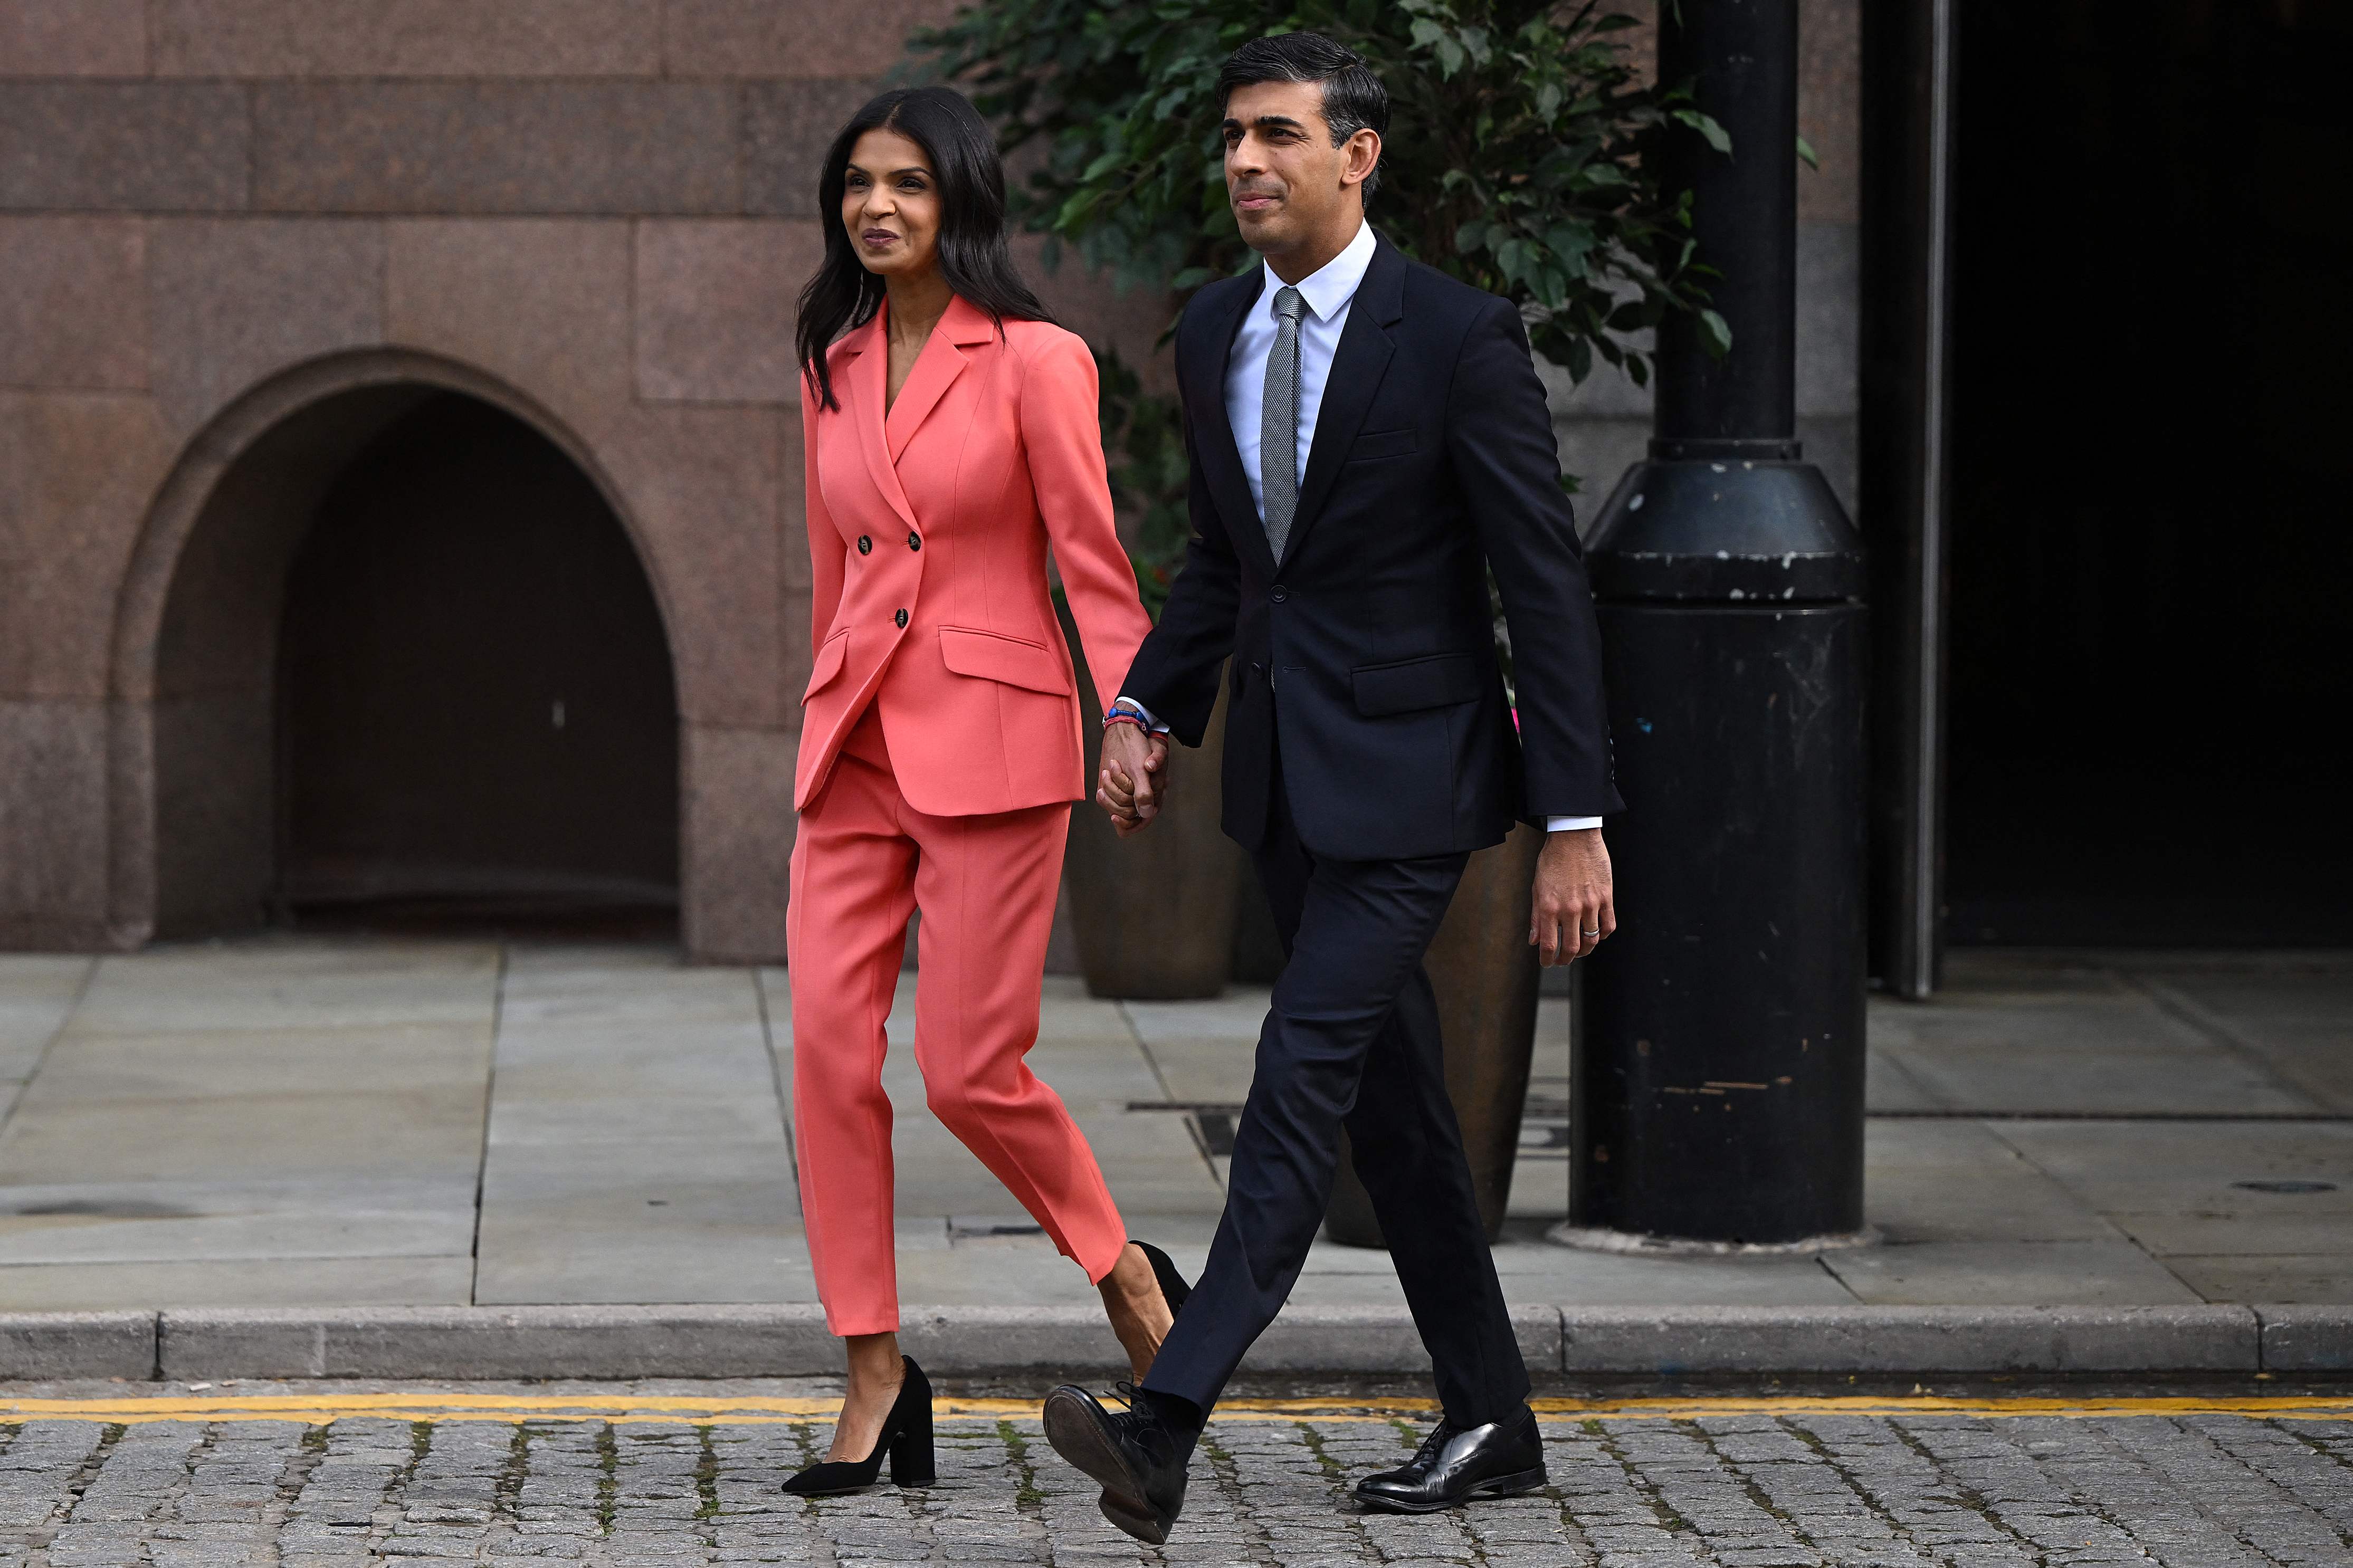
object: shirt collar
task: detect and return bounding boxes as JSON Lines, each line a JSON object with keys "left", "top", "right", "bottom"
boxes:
{"left": 1262, "top": 221, "right": 1376, "bottom": 323}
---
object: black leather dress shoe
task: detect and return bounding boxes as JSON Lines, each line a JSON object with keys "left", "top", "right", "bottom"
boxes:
{"left": 1042, "top": 1383, "right": 1192, "bottom": 1544}
{"left": 1353, "top": 1407, "right": 1547, "bottom": 1514}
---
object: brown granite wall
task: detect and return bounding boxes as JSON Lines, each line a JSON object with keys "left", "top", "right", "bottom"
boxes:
{"left": 0, "top": 0, "right": 1170, "bottom": 960}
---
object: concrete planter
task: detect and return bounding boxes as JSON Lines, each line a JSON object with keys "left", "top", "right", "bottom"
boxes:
{"left": 1057, "top": 601, "right": 1244, "bottom": 999}
{"left": 1325, "top": 821, "right": 1546, "bottom": 1246}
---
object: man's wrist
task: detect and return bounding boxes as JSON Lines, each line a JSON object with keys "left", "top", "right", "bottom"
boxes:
{"left": 1108, "top": 696, "right": 1170, "bottom": 735}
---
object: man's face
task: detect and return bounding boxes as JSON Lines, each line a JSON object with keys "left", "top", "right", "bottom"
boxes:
{"left": 1222, "top": 79, "right": 1377, "bottom": 259}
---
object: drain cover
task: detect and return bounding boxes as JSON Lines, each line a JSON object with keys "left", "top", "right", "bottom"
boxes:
{"left": 2231, "top": 1179, "right": 2338, "bottom": 1194}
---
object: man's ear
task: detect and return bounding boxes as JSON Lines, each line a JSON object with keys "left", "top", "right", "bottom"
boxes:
{"left": 1340, "top": 129, "right": 1382, "bottom": 189}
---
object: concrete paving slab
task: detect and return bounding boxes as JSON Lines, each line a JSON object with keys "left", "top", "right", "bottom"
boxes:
{"left": 15, "top": 1022, "right": 493, "bottom": 1104}
{"left": 1878, "top": 1039, "right": 2320, "bottom": 1116}
{"left": 1821, "top": 1239, "right": 2205, "bottom": 1306}
{"left": 0, "top": 954, "right": 90, "bottom": 1081}
{"left": 0, "top": 1257, "right": 472, "bottom": 1311}
{"left": 1863, "top": 1118, "right": 2118, "bottom": 1242}
{"left": 0, "top": 1203, "right": 471, "bottom": 1266}
{"left": 1862, "top": 1044, "right": 1947, "bottom": 1111}
{"left": 473, "top": 1137, "right": 805, "bottom": 1305}
{"left": 0, "top": 1087, "right": 492, "bottom": 1191}
{"left": 2167, "top": 1255, "right": 2353, "bottom": 1305}
{"left": 67, "top": 940, "right": 500, "bottom": 1035}
{"left": 2110, "top": 1207, "right": 2353, "bottom": 1257}
{"left": 1990, "top": 1118, "right": 2353, "bottom": 1217}
{"left": 496, "top": 951, "right": 763, "bottom": 1027}
{"left": 1128, "top": 1033, "right": 1261, "bottom": 1105}
{"left": 0, "top": 1085, "right": 489, "bottom": 1183}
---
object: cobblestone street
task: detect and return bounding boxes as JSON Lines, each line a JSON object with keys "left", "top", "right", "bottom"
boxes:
{"left": 2, "top": 1387, "right": 2350, "bottom": 1566}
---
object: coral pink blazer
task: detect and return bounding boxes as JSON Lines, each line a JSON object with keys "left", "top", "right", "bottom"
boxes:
{"left": 796, "top": 294, "right": 1151, "bottom": 817}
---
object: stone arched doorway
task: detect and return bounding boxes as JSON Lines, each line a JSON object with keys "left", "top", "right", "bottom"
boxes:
{"left": 110, "top": 353, "right": 680, "bottom": 941}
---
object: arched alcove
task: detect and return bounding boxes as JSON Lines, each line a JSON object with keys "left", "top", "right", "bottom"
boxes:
{"left": 115, "top": 355, "right": 681, "bottom": 940}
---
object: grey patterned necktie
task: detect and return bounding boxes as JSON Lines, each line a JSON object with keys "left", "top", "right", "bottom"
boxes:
{"left": 1260, "top": 285, "right": 1306, "bottom": 561}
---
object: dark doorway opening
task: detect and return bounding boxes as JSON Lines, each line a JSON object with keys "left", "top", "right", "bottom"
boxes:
{"left": 277, "top": 393, "right": 679, "bottom": 938}
{"left": 1943, "top": 0, "right": 2352, "bottom": 945}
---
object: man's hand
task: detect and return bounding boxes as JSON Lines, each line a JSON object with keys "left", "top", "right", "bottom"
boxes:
{"left": 1096, "top": 724, "right": 1169, "bottom": 838}
{"left": 1531, "top": 826, "right": 1615, "bottom": 966}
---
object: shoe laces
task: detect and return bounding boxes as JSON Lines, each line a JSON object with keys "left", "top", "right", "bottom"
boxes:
{"left": 1408, "top": 1420, "right": 1461, "bottom": 1466}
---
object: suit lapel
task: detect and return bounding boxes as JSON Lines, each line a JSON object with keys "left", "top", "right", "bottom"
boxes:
{"left": 885, "top": 294, "right": 990, "bottom": 463}
{"left": 1281, "top": 236, "right": 1405, "bottom": 569}
{"left": 844, "top": 313, "right": 919, "bottom": 533}
{"left": 1190, "top": 270, "right": 1276, "bottom": 577}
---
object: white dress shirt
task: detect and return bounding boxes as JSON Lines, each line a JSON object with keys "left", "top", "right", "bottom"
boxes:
{"left": 1118, "top": 220, "right": 1598, "bottom": 834}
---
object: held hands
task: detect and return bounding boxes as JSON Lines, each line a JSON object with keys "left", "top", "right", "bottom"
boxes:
{"left": 1532, "top": 827, "right": 1616, "bottom": 966}
{"left": 1096, "top": 723, "right": 1169, "bottom": 837}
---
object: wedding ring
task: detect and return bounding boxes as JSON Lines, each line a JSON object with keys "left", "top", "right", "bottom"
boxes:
{"left": 1581, "top": 928, "right": 1601, "bottom": 937}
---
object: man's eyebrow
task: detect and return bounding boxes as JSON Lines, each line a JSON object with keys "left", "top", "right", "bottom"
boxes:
{"left": 1221, "top": 114, "right": 1311, "bottom": 132}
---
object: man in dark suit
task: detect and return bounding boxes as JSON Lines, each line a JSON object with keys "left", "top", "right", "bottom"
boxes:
{"left": 1042, "top": 32, "right": 1622, "bottom": 1543}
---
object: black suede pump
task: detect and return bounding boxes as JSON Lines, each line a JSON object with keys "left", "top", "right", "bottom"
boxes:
{"left": 783, "top": 1356, "right": 935, "bottom": 1497}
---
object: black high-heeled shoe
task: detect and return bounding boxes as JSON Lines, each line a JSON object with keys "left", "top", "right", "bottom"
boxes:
{"left": 1132, "top": 1238, "right": 1193, "bottom": 1316}
{"left": 783, "top": 1355, "right": 936, "bottom": 1497}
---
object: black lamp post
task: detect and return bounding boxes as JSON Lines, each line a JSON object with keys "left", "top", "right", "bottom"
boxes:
{"left": 1567, "top": 0, "right": 1870, "bottom": 1246}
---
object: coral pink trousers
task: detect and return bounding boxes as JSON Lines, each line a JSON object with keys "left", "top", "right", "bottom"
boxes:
{"left": 787, "top": 705, "right": 1129, "bottom": 1336}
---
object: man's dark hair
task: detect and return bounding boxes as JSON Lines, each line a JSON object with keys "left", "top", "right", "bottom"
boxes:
{"left": 1216, "top": 32, "right": 1389, "bottom": 199}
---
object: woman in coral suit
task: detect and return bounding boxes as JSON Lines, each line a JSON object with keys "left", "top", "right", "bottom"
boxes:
{"left": 780, "top": 85, "right": 1187, "bottom": 1497}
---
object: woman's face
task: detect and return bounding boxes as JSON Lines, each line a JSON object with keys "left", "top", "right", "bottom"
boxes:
{"left": 842, "top": 127, "right": 941, "bottom": 281}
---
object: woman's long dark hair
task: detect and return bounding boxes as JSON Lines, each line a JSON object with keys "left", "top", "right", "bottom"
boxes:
{"left": 796, "top": 86, "right": 1054, "bottom": 411}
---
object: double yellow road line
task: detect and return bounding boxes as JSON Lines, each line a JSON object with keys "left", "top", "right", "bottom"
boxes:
{"left": 3, "top": 1392, "right": 2349, "bottom": 1427}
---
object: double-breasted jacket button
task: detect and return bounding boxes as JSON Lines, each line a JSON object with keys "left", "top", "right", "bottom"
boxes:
{"left": 894, "top": 608, "right": 909, "bottom": 628}
{"left": 907, "top": 532, "right": 922, "bottom": 551}
{"left": 857, "top": 536, "right": 872, "bottom": 555}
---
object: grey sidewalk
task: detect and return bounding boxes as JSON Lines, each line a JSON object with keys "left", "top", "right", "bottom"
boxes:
{"left": 1, "top": 941, "right": 2347, "bottom": 1331}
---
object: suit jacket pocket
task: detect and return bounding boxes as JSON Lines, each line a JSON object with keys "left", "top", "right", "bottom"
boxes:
{"left": 1347, "top": 427, "right": 1418, "bottom": 463}
{"left": 939, "top": 626, "right": 1074, "bottom": 695}
{"left": 1351, "top": 652, "right": 1480, "bottom": 716}
{"left": 802, "top": 629, "right": 850, "bottom": 703}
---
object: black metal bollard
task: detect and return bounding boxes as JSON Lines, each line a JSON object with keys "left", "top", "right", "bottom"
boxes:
{"left": 1567, "top": 0, "right": 1869, "bottom": 1245}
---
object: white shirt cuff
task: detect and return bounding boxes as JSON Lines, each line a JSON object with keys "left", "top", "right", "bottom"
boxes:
{"left": 1547, "top": 816, "right": 1603, "bottom": 833}
{"left": 1110, "top": 696, "right": 1170, "bottom": 735}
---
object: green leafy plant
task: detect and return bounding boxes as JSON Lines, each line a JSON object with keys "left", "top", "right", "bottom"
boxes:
{"left": 1095, "top": 350, "right": 1192, "bottom": 622}
{"left": 913, "top": 0, "right": 1729, "bottom": 381}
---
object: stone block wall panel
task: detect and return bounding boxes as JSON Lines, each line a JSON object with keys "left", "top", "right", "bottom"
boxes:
{"left": 0, "top": 0, "right": 146, "bottom": 77}
{"left": 252, "top": 83, "right": 739, "bottom": 215}
{"left": 590, "top": 405, "right": 786, "bottom": 733}
{"left": 148, "top": 219, "right": 385, "bottom": 436}
{"left": 0, "top": 84, "right": 250, "bottom": 213}
{"left": 681, "top": 722, "right": 796, "bottom": 963}
{"left": 0, "top": 392, "right": 178, "bottom": 700}
{"left": 634, "top": 221, "right": 823, "bottom": 405}
{"left": 743, "top": 79, "right": 893, "bottom": 217}
{"left": 662, "top": 0, "right": 964, "bottom": 79}
{"left": 1800, "top": 0, "right": 1862, "bottom": 226}
{"left": 385, "top": 219, "right": 635, "bottom": 429}
{"left": 152, "top": 0, "right": 661, "bottom": 79}
{"left": 0, "top": 700, "right": 110, "bottom": 944}
{"left": 0, "top": 218, "right": 147, "bottom": 390}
